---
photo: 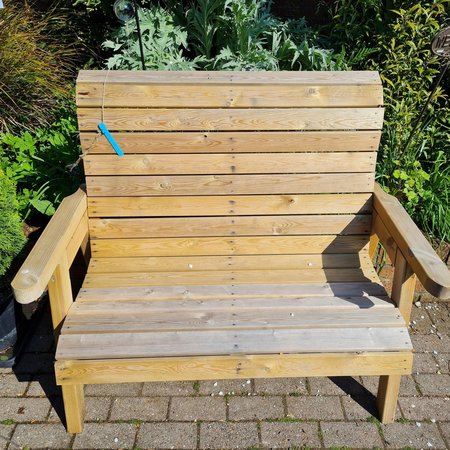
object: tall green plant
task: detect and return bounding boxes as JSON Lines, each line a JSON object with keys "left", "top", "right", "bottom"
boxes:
{"left": 0, "top": 170, "right": 26, "bottom": 277}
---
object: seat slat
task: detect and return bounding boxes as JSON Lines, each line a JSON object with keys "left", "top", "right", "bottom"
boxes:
{"left": 63, "top": 305, "right": 402, "bottom": 334}
{"left": 83, "top": 267, "right": 378, "bottom": 288}
{"left": 80, "top": 130, "right": 381, "bottom": 154}
{"left": 90, "top": 235, "right": 369, "bottom": 257}
{"left": 87, "top": 193, "right": 372, "bottom": 217}
{"left": 77, "top": 282, "right": 388, "bottom": 302}
{"left": 56, "top": 327, "right": 411, "bottom": 360}
{"left": 88, "top": 253, "right": 371, "bottom": 273}
{"left": 77, "top": 108, "right": 384, "bottom": 131}
{"left": 86, "top": 173, "right": 375, "bottom": 196}
{"left": 89, "top": 215, "right": 372, "bottom": 239}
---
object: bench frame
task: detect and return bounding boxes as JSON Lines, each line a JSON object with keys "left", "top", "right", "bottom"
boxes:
{"left": 12, "top": 71, "right": 450, "bottom": 433}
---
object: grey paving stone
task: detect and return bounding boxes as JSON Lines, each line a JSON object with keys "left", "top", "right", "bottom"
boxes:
{"left": 0, "top": 425, "right": 13, "bottom": 450}
{"left": 411, "top": 334, "right": 450, "bottom": 353}
{"left": 321, "top": 421, "right": 382, "bottom": 448}
{"left": 382, "top": 422, "right": 446, "bottom": 449}
{"left": 199, "top": 379, "right": 251, "bottom": 395}
{"left": 228, "top": 396, "right": 284, "bottom": 420}
{"left": 308, "top": 376, "right": 366, "bottom": 396}
{"left": 142, "top": 381, "right": 194, "bottom": 396}
{"left": 9, "top": 423, "right": 71, "bottom": 449}
{"left": 415, "top": 373, "right": 450, "bottom": 395}
{"left": 26, "top": 374, "right": 61, "bottom": 397}
{"left": 137, "top": 422, "right": 197, "bottom": 449}
{"left": 0, "top": 374, "right": 27, "bottom": 397}
{"left": 342, "top": 395, "right": 398, "bottom": 421}
{"left": 410, "top": 305, "right": 434, "bottom": 333}
{"left": 399, "top": 397, "right": 450, "bottom": 421}
{"left": 435, "top": 353, "right": 450, "bottom": 373}
{"left": 48, "top": 396, "right": 112, "bottom": 423}
{"left": 0, "top": 398, "right": 50, "bottom": 422}
{"left": 361, "top": 375, "right": 419, "bottom": 396}
{"left": 14, "top": 353, "right": 54, "bottom": 374}
{"left": 200, "top": 422, "right": 259, "bottom": 449}
{"left": 425, "top": 302, "right": 450, "bottom": 334}
{"left": 413, "top": 352, "right": 441, "bottom": 374}
{"left": 254, "top": 377, "right": 307, "bottom": 395}
{"left": 73, "top": 423, "right": 137, "bottom": 449}
{"left": 110, "top": 397, "right": 169, "bottom": 421}
{"left": 170, "top": 396, "right": 226, "bottom": 421}
{"left": 85, "top": 382, "right": 142, "bottom": 396}
{"left": 287, "top": 396, "right": 344, "bottom": 420}
{"left": 260, "top": 422, "right": 320, "bottom": 449}
{"left": 440, "top": 423, "right": 450, "bottom": 449}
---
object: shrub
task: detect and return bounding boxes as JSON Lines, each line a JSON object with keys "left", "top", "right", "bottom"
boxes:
{"left": 0, "top": 170, "right": 26, "bottom": 277}
{"left": 0, "top": 96, "right": 83, "bottom": 221}
{"left": 0, "top": 3, "right": 77, "bottom": 133}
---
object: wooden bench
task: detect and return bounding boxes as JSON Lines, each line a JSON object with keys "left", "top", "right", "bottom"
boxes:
{"left": 12, "top": 70, "right": 450, "bottom": 433}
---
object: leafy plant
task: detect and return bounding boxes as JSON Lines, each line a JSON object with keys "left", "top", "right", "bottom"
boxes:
{"left": 0, "top": 3, "right": 77, "bottom": 133}
{"left": 0, "top": 170, "right": 26, "bottom": 277}
{"left": 0, "top": 96, "right": 83, "bottom": 220}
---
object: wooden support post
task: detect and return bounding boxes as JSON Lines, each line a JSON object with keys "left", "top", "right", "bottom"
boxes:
{"left": 48, "top": 254, "right": 73, "bottom": 333}
{"left": 377, "top": 374, "right": 401, "bottom": 423}
{"left": 369, "top": 211, "right": 380, "bottom": 260}
{"left": 392, "top": 249, "right": 416, "bottom": 324}
{"left": 61, "top": 384, "right": 85, "bottom": 433}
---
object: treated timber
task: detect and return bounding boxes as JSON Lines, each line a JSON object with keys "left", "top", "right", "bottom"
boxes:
{"left": 86, "top": 173, "right": 375, "bottom": 196}
{"left": 80, "top": 130, "right": 381, "bottom": 154}
{"left": 55, "top": 352, "right": 412, "bottom": 385}
{"left": 89, "top": 215, "right": 372, "bottom": 239}
{"left": 77, "top": 108, "right": 384, "bottom": 131}
{"left": 373, "top": 183, "right": 450, "bottom": 298}
{"left": 87, "top": 193, "right": 373, "bottom": 217}
{"left": 76, "top": 282, "right": 389, "bottom": 302}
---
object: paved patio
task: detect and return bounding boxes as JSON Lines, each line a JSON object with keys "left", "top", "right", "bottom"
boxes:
{"left": 1, "top": 297, "right": 449, "bottom": 449}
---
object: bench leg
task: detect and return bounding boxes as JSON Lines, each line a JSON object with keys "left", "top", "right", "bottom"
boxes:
{"left": 376, "top": 375, "right": 400, "bottom": 423}
{"left": 62, "top": 384, "right": 85, "bottom": 433}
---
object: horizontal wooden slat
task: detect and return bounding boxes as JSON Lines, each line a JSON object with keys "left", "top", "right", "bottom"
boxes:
{"left": 89, "top": 214, "right": 372, "bottom": 239}
{"left": 82, "top": 267, "right": 378, "bottom": 288}
{"left": 77, "top": 282, "right": 388, "bottom": 302}
{"left": 90, "top": 235, "right": 369, "bottom": 257}
{"left": 56, "top": 327, "right": 411, "bottom": 359}
{"left": 77, "top": 82, "right": 382, "bottom": 108}
{"left": 86, "top": 173, "right": 375, "bottom": 196}
{"left": 84, "top": 153, "right": 376, "bottom": 176}
{"left": 80, "top": 130, "right": 381, "bottom": 154}
{"left": 55, "top": 352, "right": 413, "bottom": 385}
{"left": 88, "top": 253, "right": 371, "bottom": 273}
{"left": 77, "top": 108, "right": 384, "bottom": 131}
{"left": 88, "top": 193, "right": 372, "bottom": 217}
{"left": 63, "top": 305, "right": 402, "bottom": 334}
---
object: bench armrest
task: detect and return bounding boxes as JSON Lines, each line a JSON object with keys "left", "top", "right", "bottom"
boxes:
{"left": 12, "top": 188, "right": 88, "bottom": 304}
{"left": 373, "top": 183, "right": 450, "bottom": 299}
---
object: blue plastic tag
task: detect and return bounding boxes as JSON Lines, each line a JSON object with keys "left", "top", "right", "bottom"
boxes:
{"left": 98, "top": 122, "right": 124, "bottom": 157}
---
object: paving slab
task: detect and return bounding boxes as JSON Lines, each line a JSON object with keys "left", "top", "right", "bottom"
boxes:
{"left": 415, "top": 373, "right": 450, "bottom": 396}
{"left": 199, "top": 422, "right": 259, "bottom": 449}
{"left": 199, "top": 379, "right": 252, "bottom": 395}
{"left": 137, "top": 422, "right": 197, "bottom": 449}
{"left": 254, "top": 377, "right": 307, "bottom": 395}
{"left": 287, "top": 395, "right": 344, "bottom": 420}
{"left": 72, "top": 423, "right": 137, "bottom": 449}
{"left": 309, "top": 376, "right": 366, "bottom": 396}
{"left": 260, "top": 422, "right": 321, "bottom": 448}
{"left": 142, "top": 380, "right": 194, "bottom": 396}
{"left": 0, "top": 425, "right": 13, "bottom": 450}
{"left": 0, "top": 375, "right": 27, "bottom": 397}
{"left": 434, "top": 352, "right": 450, "bottom": 373}
{"left": 413, "top": 352, "right": 441, "bottom": 374}
{"left": 48, "top": 396, "right": 112, "bottom": 423}
{"left": 0, "top": 398, "right": 50, "bottom": 422}
{"left": 440, "top": 423, "right": 450, "bottom": 448}
{"left": 170, "top": 396, "right": 226, "bottom": 421}
{"left": 321, "top": 421, "right": 383, "bottom": 448}
{"left": 9, "top": 423, "right": 71, "bottom": 449}
{"left": 26, "top": 374, "right": 61, "bottom": 397}
{"left": 399, "top": 397, "right": 450, "bottom": 421}
{"left": 382, "top": 422, "right": 446, "bottom": 449}
{"left": 85, "top": 382, "right": 142, "bottom": 397}
{"left": 228, "top": 396, "right": 284, "bottom": 420}
{"left": 411, "top": 334, "right": 450, "bottom": 353}
{"left": 361, "top": 374, "right": 419, "bottom": 396}
{"left": 341, "top": 395, "right": 387, "bottom": 421}
{"left": 110, "top": 397, "right": 169, "bottom": 421}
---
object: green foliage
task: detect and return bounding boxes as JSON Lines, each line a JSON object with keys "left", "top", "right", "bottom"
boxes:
{"left": 0, "top": 170, "right": 26, "bottom": 277}
{"left": 325, "top": 0, "right": 450, "bottom": 241}
{"left": 0, "top": 97, "right": 83, "bottom": 221}
{"left": 104, "top": 0, "right": 347, "bottom": 71}
{"left": 0, "top": 3, "right": 77, "bottom": 133}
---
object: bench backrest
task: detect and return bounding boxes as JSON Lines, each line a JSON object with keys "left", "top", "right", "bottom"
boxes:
{"left": 76, "top": 70, "right": 383, "bottom": 284}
